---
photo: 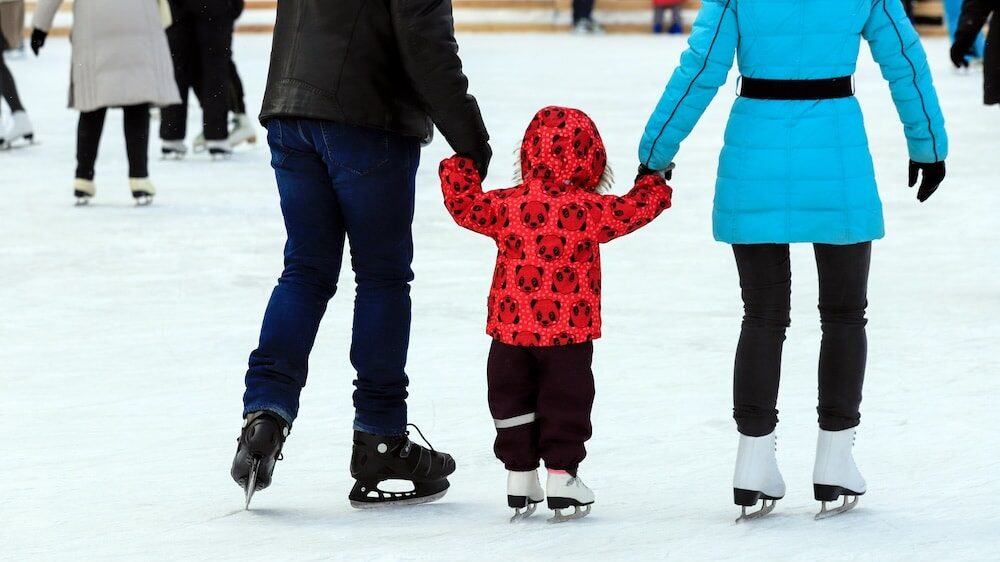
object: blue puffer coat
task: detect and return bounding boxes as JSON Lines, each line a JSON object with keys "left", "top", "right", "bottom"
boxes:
{"left": 639, "top": 0, "right": 948, "bottom": 245}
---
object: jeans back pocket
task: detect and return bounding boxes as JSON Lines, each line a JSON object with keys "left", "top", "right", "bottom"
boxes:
{"left": 320, "top": 121, "right": 390, "bottom": 176}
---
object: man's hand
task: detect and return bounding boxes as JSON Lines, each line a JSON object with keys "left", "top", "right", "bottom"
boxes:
{"left": 464, "top": 143, "right": 492, "bottom": 180}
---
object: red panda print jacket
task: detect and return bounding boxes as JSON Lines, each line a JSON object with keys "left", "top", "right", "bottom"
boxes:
{"left": 440, "top": 106, "right": 673, "bottom": 347}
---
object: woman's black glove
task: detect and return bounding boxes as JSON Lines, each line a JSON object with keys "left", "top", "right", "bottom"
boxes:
{"left": 464, "top": 143, "right": 492, "bottom": 180}
{"left": 908, "top": 160, "right": 945, "bottom": 202}
{"left": 949, "top": 43, "right": 972, "bottom": 69}
{"left": 636, "top": 163, "right": 674, "bottom": 182}
{"left": 30, "top": 29, "right": 47, "bottom": 56}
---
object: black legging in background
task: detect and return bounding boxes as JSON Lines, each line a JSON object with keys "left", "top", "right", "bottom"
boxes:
{"left": 76, "top": 104, "right": 151, "bottom": 181}
{"left": 732, "top": 242, "right": 871, "bottom": 437}
{"left": 0, "top": 37, "right": 25, "bottom": 112}
{"left": 227, "top": 59, "right": 246, "bottom": 115}
{"left": 572, "top": 0, "right": 595, "bottom": 24}
{"left": 160, "top": 5, "right": 233, "bottom": 141}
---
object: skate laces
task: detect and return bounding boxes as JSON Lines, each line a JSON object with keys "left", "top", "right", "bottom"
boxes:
{"left": 405, "top": 423, "right": 436, "bottom": 452}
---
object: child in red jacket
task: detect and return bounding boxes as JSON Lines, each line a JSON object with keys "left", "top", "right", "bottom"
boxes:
{"left": 440, "top": 106, "right": 672, "bottom": 522}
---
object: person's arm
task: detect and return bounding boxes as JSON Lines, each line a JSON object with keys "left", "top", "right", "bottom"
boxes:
{"left": 863, "top": 0, "right": 948, "bottom": 164}
{"left": 951, "top": 0, "right": 993, "bottom": 67}
{"left": 639, "top": 0, "right": 738, "bottom": 172}
{"left": 391, "top": 0, "right": 491, "bottom": 177}
{"left": 30, "top": 0, "right": 63, "bottom": 54}
{"left": 440, "top": 155, "right": 502, "bottom": 239}
{"left": 593, "top": 174, "right": 673, "bottom": 244}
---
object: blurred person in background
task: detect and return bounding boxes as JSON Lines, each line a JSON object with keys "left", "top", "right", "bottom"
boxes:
{"left": 945, "top": 0, "right": 985, "bottom": 60}
{"left": 31, "top": 0, "right": 180, "bottom": 205}
{"left": 159, "top": 0, "right": 239, "bottom": 159}
{"left": 187, "top": 0, "right": 256, "bottom": 154}
{"left": 653, "top": 0, "right": 685, "bottom": 34}
{"left": 0, "top": 0, "right": 33, "bottom": 148}
{"left": 572, "top": 0, "right": 604, "bottom": 34}
{"left": 951, "top": 0, "right": 998, "bottom": 106}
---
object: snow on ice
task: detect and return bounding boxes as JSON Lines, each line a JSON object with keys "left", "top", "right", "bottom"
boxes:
{"left": 1, "top": 33, "right": 998, "bottom": 561}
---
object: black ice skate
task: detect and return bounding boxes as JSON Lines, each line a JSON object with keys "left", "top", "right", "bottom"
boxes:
{"left": 230, "top": 410, "right": 289, "bottom": 509}
{"left": 348, "top": 425, "right": 456, "bottom": 509}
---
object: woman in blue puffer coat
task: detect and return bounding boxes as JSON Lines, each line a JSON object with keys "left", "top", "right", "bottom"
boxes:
{"left": 638, "top": 0, "right": 948, "bottom": 520}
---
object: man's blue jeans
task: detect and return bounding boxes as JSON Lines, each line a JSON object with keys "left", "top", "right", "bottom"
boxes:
{"left": 243, "top": 118, "right": 420, "bottom": 436}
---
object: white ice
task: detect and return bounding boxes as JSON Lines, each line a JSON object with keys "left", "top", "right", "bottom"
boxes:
{"left": 1, "top": 33, "right": 998, "bottom": 561}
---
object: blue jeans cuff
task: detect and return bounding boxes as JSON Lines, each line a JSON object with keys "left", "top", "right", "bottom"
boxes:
{"left": 353, "top": 419, "right": 406, "bottom": 437}
{"left": 243, "top": 403, "right": 295, "bottom": 428}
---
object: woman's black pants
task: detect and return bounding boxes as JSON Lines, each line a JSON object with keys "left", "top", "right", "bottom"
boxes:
{"left": 76, "top": 104, "right": 150, "bottom": 181}
{"left": 732, "top": 242, "right": 871, "bottom": 437}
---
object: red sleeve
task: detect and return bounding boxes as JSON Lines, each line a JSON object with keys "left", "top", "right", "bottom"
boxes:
{"left": 593, "top": 174, "right": 673, "bottom": 243}
{"left": 439, "top": 155, "right": 501, "bottom": 239}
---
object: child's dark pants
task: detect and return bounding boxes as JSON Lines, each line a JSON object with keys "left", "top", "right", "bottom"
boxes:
{"left": 487, "top": 340, "right": 595, "bottom": 473}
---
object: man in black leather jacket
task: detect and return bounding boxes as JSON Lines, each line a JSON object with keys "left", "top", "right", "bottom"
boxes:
{"left": 230, "top": 0, "right": 490, "bottom": 508}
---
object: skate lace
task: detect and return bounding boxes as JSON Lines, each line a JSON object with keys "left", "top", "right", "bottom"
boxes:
{"left": 405, "top": 423, "right": 437, "bottom": 452}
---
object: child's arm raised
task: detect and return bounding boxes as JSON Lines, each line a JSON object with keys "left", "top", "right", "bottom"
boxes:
{"left": 593, "top": 174, "right": 673, "bottom": 243}
{"left": 440, "top": 155, "right": 501, "bottom": 239}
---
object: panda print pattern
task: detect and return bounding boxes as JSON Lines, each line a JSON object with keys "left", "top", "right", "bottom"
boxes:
{"left": 440, "top": 106, "right": 673, "bottom": 347}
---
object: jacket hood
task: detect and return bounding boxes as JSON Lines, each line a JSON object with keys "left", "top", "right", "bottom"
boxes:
{"left": 520, "top": 106, "right": 607, "bottom": 191}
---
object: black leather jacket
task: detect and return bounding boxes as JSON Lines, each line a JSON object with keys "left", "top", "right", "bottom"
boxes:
{"left": 260, "top": 0, "right": 489, "bottom": 157}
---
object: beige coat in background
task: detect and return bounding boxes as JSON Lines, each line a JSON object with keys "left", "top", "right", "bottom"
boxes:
{"left": 32, "top": 0, "right": 180, "bottom": 112}
{"left": 0, "top": 0, "right": 26, "bottom": 50}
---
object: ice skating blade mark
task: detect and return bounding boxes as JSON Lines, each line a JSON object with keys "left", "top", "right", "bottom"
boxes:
{"left": 735, "top": 499, "right": 776, "bottom": 523}
{"left": 509, "top": 503, "right": 537, "bottom": 523}
{"left": 244, "top": 458, "right": 260, "bottom": 510}
{"left": 548, "top": 504, "right": 591, "bottom": 524}
{"left": 815, "top": 495, "right": 859, "bottom": 520}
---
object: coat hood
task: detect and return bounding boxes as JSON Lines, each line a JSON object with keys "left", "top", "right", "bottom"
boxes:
{"left": 520, "top": 106, "right": 607, "bottom": 192}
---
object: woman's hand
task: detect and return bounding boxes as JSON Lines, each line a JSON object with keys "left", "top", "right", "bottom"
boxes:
{"left": 636, "top": 162, "right": 674, "bottom": 182}
{"left": 908, "top": 160, "right": 945, "bottom": 202}
{"left": 30, "top": 29, "right": 47, "bottom": 56}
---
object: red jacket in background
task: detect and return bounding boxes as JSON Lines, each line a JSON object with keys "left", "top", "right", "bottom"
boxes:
{"left": 440, "top": 106, "right": 673, "bottom": 347}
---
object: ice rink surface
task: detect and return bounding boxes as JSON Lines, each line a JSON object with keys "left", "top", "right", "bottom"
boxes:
{"left": 1, "top": 33, "right": 998, "bottom": 561}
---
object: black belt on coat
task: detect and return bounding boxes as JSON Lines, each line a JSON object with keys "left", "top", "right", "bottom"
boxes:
{"left": 739, "top": 76, "right": 854, "bottom": 100}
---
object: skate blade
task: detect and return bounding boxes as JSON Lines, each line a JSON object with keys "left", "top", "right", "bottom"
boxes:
{"left": 244, "top": 458, "right": 261, "bottom": 510}
{"left": 349, "top": 488, "right": 448, "bottom": 509}
{"left": 75, "top": 196, "right": 92, "bottom": 207}
{"left": 509, "top": 502, "right": 538, "bottom": 523}
{"left": 548, "top": 504, "right": 591, "bottom": 524}
{"left": 735, "top": 499, "right": 776, "bottom": 523}
{"left": 815, "top": 496, "right": 859, "bottom": 520}
{"left": 133, "top": 193, "right": 154, "bottom": 207}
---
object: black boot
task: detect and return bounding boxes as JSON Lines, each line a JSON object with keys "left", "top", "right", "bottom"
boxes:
{"left": 230, "top": 410, "right": 289, "bottom": 509}
{"left": 348, "top": 425, "right": 456, "bottom": 508}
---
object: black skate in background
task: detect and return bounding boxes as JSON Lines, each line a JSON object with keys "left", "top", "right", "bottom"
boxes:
{"left": 231, "top": 410, "right": 288, "bottom": 509}
{"left": 349, "top": 426, "right": 456, "bottom": 508}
